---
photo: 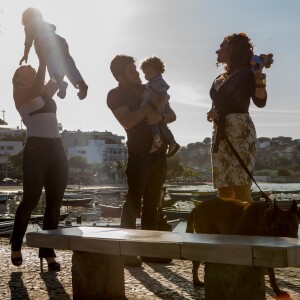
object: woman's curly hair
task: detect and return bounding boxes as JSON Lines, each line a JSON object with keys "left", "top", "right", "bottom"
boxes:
{"left": 22, "top": 7, "right": 43, "bottom": 25}
{"left": 223, "top": 33, "right": 254, "bottom": 74}
{"left": 140, "top": 56, "right": 165, "bottom": 74}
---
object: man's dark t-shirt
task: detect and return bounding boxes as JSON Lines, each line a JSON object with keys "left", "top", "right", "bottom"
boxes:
{"left": 107, "top": 83, "right": 153, "bottom": 153}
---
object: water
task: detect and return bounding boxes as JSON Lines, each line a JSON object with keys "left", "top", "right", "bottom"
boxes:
{"left": 1, "top": 183, "right": 299, "bottom": 234}
{"left": 1, "top": 183, "right": 300, "bottom": 217}
{"left": 0, "top": 185, "right": 127, "bottom": 226}
{"left": 167, "top": 182, "right": 300, "bottom": 193}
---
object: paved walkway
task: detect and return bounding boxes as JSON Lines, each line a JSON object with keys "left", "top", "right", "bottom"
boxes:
{"left": 1, "top": 237, "right": 300, "bottom": 299}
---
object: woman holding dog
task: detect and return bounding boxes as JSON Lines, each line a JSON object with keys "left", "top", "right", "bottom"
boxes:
{"left": 207, "top": 33, "right": 268, "bottom": 201}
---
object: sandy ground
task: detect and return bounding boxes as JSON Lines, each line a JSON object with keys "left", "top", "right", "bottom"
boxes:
{"left": 1, "top": 237, "right": 300, "bottom": 300}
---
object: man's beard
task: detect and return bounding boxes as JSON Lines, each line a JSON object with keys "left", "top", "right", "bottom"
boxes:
{"left": 124, "top": 77, "right": 141, "bottom": 88}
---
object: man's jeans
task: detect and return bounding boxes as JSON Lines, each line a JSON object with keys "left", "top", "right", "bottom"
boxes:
{"left": 121, "top": 151, "right": 167, "bottom": 230}
{"left": 10, "top": 137, "right": 68, "bottom": 258}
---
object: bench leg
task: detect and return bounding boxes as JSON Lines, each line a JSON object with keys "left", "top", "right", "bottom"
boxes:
{"left": 72, "top": 251, "right": 125, "bottom": 300}
{"left": 204, "top": 262, "right": 265, "bottom": 300}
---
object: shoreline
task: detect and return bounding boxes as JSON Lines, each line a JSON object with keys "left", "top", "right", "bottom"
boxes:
{"left": 0, "top": 183, "right": 128, "bottom": 192}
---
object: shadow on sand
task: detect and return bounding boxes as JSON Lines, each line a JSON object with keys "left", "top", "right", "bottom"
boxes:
{"left": 40, "top": 271, "right": 71, "bottom": 300}
{"left": 9, "top": 272, "right": 30, "bottom": 300}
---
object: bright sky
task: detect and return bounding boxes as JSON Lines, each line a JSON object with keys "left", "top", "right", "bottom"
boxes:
{"left": 1, "top": 0, "right": 299, "bottom": 146}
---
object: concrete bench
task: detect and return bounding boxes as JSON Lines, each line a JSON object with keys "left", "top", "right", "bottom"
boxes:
{"left": 26, "top": 227, "right": 300, "bottom": 300}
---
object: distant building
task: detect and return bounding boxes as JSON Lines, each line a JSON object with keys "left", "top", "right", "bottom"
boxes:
{"left": 61, "top": 130, "right": 127, "bottom": 164}
{"left": 0, "top": 128, "right": 25, "bottom": 178}
{"left": 257, "top": 140, "right": 271, "bottom": 149}
{"left": 0, "top": 127, "right": 25, "bottom": 139}
{"left": 68, "top": 139, "right": 127, "bottom": 164}
{"left": 0, "top": 140, "right": 23, "bottom": 178}
{"left": 0, "top": 141, "right": 23, "bottom": 155}
{"left": 0, "top": 128, "right": 127, "bottom": 179}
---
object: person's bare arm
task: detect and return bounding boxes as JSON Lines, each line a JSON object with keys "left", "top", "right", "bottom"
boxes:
{"left": 207, "top": 107, "right": 219, "bottom": 122}
{"left": 19, "top": 44, "right": 31, "bottom": 65}
{"left": 255, "top": 87, "right": 267, "bottom": 99}
{"left": 111, "top": 87, "right": 165, "bottom": 129}
{"left": 43, "top": 79, "right": 59, "bottom": 98}
{"left": 146, "top": 104, "right": 176, "bottom": 125}
{"left": 113, "top": 104, "right": 154, "bottom": 129}
{"left": 164, "top": 106, "right": 176, "bottom": 124}
{"left": 14, "top": 61, "right": 47, "bottom": 109}
{"left": 20, "top": 25, "right": 34, "bottom": 65}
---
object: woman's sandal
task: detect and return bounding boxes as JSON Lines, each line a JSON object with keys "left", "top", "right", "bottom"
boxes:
{"left": 11, "top": 252, "right": 23, "bottom": 267}
{"left": 40, "top": 258, "right": 61, "bottom": 272}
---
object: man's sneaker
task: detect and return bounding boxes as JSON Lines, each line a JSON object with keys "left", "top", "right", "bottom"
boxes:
{"left": 166, "top": 143, "right": 180, "bottom": 157}
{"left": 140, "top": 256, "right": 172, "bottom": 264}
{"left": 123, "top": 255, "right": 142, "bottom": 267}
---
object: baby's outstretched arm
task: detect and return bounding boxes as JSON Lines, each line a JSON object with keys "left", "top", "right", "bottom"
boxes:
{"left": 19, "top": 44, "right": 31, "bottom": 65}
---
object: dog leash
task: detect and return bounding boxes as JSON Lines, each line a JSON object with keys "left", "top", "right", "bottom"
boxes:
{"left": 225, "top": 137, "right": 276, "bottom": 228}
{"left": 222, "top": 135, "right": 271, "bottom": 202}
{"left": 213, "top": 118, "right": 272, "bottom": 202}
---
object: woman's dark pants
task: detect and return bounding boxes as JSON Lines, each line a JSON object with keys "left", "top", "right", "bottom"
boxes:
{"left": 10, "top": 137, "right": 68, "bottom": 258}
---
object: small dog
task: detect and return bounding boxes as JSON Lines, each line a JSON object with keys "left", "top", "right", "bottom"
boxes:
{"left": 186, "top": 197, "right": 299, "bottom": 296}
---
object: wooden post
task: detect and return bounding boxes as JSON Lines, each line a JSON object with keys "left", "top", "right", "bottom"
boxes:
{"left": 204, "top": 262, "right": 265, "bottom": 300}
{"left": 72, "top": 251, "right": 125, "bottom": 300}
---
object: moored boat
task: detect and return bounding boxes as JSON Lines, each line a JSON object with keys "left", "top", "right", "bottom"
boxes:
{"left": 0, "top": 212, "right": 71, "bottom": 223}
{"left": 0, "top": 199, "right": 8, "bottom": 204}
{"left": 99, "top": 204, "right": 122, "bottom": 218}
{"left": 0, "top": 195, "right": 9, "bottom": 204}
{"left": 0, "top": 220, "right": 15, "bottom": 235}
{"left": 161, "top": 208, "right": 191, "bottom": 220}
{"left": 271, "top": 190, "right": 300, "bottom": 194}
{"left": 62, "top": 197, "right": 93, "bottom": 207}
{"left": 168, "top": 191, "right": 218, "bottom": 201}
{"left": 0, "top": 212, "right": 70, "bottom": 236}
{"left": 58, "top": 218, "right": 183, "bottom": 231}
{"left": 167, "top": 189, "right": 198, "bottom": 194}
{"left": 63, "top": 193, "right": 94, "bottom": 199}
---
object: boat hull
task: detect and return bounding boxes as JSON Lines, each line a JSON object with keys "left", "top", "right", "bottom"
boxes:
{"left": 62, "top": 198, "right": 93, "bottom": 207}
{"left": 0, "top": 212, "right": 70, "bottom": 236}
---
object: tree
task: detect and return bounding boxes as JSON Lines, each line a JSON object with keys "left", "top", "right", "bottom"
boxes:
{"left": 115, "top": 160, "right": 126, "bottom": 182}
{"left": 68, "top": 156, "right": 89, "bottom": 172}
{"left": 203, "top": 137, "right": 211, "bottom": 145}
{"left": 277, "top": 168, "right": 291, "bottom": 176}
{"left": 8, "top": 151, "right": 23, "bottom": 179}
{"left": 182, "top": 167, "right": 201, "bottom": 179}
{"left": 257, "top": 137, "right": 271, "bottom": 143}
{"left": 68, "top": 156, "right": 91, "bottom": 184}
{"left": 167, "top": 156, "right": 184, "bottom": 179}
{"left": 106, "top": 161, "right": 126, "bottom": 183}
